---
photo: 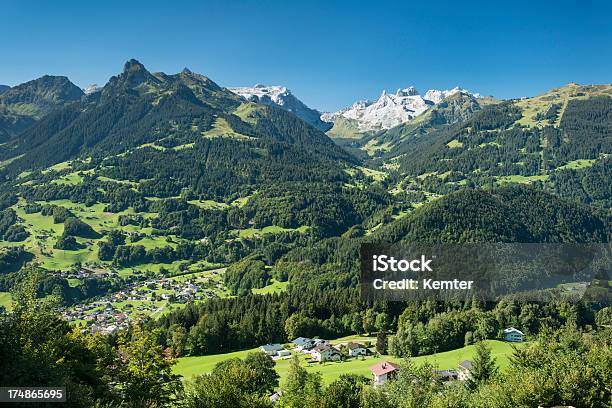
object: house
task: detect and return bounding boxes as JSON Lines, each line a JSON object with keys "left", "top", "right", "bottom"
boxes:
{"left": 347, "top": 342, "right": 368, "bottom": 357}
{"left": 277, "top": 349, "right": 291, "bottom": 358}
{"left": 503, "top": 327, "right": 525, "bottom": 342}
{"left": 457, "top": 360, "right": 472, "bottom": 381}
{"left": 369, "top": 361, "right": 401, "bottom": 386}
{"left": 435, "top": 369, "right": 458, "bottom": 385}
{"left": 260, "top": 344, "right": 284, "bottom": 356}
{"left": 311, "top": 344, "right": 341, "bottom": 362}
{"left": 292, "top": 337, "right": 314, "bottom": 350}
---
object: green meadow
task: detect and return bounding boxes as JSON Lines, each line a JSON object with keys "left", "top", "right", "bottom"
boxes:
{"left": 174, "top": 339, "right": 518, "bottom": 386}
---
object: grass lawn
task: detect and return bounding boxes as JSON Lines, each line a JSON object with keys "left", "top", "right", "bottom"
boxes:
{"left": 233, "top": 225, "right": 309, "bottom": 238}
{"left": 0, "top": 292, "right": 12, "bottom": 311}
{"left": 557, "top": 159, "right": 596, "bottom": 170}
{"left": 173, "top": 340, "right": 519, "bottom": 385}
{"left": 446, "top": 139, "right": 464, "bottom": 148}
{"left": 251, "top": 279, "right": 289, "bottom": 295}
{"left": 495, "top": 174, "right": 549, "bottom": 184}
{"left": 202, "top": 117, "right": 254, "bottom": 140}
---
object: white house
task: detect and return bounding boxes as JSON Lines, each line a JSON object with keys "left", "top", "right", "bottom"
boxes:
{"left": 369, "top": 361, "right": 400, "bottom": 386}
{"left": 347, "top": 342, "right": 368, "bottom": 357}
{"left": 503, "top": 327, "right": 525, "bottom": 342}
{"left": 292, "top": 337, "right": 314, "bottom": 351}
{"left": 311, "top": 344, "right": 341, "bottom": 362}
{"left": 457, "top": 360, "right": 472, "bottom": 381}
{"left": 260, "top": 343, "right": 284, "bottom": 356}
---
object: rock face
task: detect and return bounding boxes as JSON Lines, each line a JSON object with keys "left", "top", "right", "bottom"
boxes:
{"left": 322, "top": 86, "right": 481, "bottom": 134}
{"left": 229, "top": 84, "right": 331, "bottom": 132}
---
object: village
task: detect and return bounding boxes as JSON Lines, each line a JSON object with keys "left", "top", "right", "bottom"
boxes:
{"left": 258, "top": 327, "right": 526, "bottom": 392}
{"left": 61, "top": 268, "right": 226, "bottom": 335}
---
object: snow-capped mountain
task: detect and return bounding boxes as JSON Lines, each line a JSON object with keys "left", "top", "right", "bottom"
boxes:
{"left": 83, "top": 84, "right": 102, "bottom": 95}
{"left": 323, "top": 86, "right": 481, "bottom": 133}
{"left": 229, "top": 84, "right": 331, "bottom": 132}
{"left": 424, "top": 87, "right": 481, "bottom": 104}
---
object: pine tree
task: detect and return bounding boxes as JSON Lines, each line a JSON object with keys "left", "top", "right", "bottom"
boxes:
{"left": 467, "top": 341, "right": 498, "bottom": 389}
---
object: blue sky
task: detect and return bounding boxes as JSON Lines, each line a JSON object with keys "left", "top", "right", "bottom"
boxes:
{"left": 1, "top": 0, "right": 611, "bottom": 111}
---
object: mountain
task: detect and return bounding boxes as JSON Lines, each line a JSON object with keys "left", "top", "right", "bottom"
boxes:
{"left": 0, "top": 85, "right": 9, "bottom": 95}
{"left": 380, "top": 83, "right": 612, "bottom": 208}
{"left": 0, "top": 75, "right": 84, "bottom": 118}
{"left": 229, "top": 84, "right": 331, "bottom": 132}
{"left": 83, "top": 84, "right": 101, "bottom": 95}
{"left": 0, "top": 76, "right": 84, "bottom": 142}
{"left": 323, "top": 86, "right": 482, "bottom": 138}
{"left": 1, "top": 60, "right": 355, "bottom": 197}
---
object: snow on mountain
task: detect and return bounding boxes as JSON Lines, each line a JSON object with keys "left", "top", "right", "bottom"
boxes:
{"left": 323, "top": 86, "right": 481, "bottom": 132}
{"left": 424, "top": 87, "right": 481, "bottom": 104}
{"left": 229, "top": 84, "right": 331, "bottom": 132}
{"left": 83, "top": 84, "right": 102, "bottom": 95}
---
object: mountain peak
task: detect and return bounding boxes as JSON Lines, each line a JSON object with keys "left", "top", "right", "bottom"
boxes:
{"left": 324, "top": 85, "right": 483, "bottom": 133}
{"left": 229, "top": 84, "right": 331, "bottom": 132}
{"left": 123, "top": 59, "right": 146, "bottom": 73}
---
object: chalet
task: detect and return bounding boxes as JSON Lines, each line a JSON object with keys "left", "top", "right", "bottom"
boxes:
{"left": 503, "top": 327, "right": 525, "bottom": 342}
{"left": 457, "top": 360, "right": 472, "bottom": 381}
{"left": 311, "top": 344, "right": 341, "bottom": 362}
{"left": 347, "top": 342, "right": 368, "bottom": 357}
{"left": 260, "top": 344, "right": 284, "bottom": 356}
{"left": 292, "top": 337, "right": 314, "bottom": 350}
{"left": 369, "top": 361, "right": 400, "bottom": 386}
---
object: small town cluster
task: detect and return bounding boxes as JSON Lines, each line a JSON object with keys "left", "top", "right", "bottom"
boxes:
{"left": 260, "top": 327, "right": 525, "bottom": 388}
{"left": 61, "top": 270, "right": 223, "bottom": 335}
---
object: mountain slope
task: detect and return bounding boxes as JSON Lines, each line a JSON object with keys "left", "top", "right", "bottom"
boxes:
{"left": 379, "top": 83, "right": 612, "bottom": 208}
{"left": 229, "top": 84, "right": 331, "bottom": 132}
{"left": 0, "top": 75, "right": 83, "bottom": 118}
{"left": 0, "top": 76, "right": 83, "bottom": 142}
{"left": 1, "top": 60, "right": 350, "bottom": 174}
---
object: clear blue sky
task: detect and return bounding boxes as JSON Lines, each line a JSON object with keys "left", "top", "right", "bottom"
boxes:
{"left": 2, "top": 0, "right": 611, "bottom": 111}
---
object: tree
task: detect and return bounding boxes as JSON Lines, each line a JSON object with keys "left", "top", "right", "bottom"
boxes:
{"left": 375, "top": 312, "right": 390, "bottom": 333}
{"left": 376, "top": 332, "right": 388, "bottom": 355}
{"left": 282, "top": 355, "right": 322, "bottom": 407}
{"left": 284, "top": 313, "right": 302, "bottom": 340}
{"left": 244, "top": 352, "right": 279, "bottom": 395}
{"left": 184, "top": 362, "right": 272, "bottom": 408}
{"left": 320, "top": 374, "right": 369, "bottom": 408}
{"left": 0, "top": 268, "right": 113, "bottom": 406}
{"left": 168, "top": 324, "right": 187, "bottom": 357}
{"left": 467, "top": 341, "right": 498, "bottom": 389}
{"left": 284, "top": 355, "right": 308, "bottom": 396}
{"left": 115, "top": 325, "right": 182, "bottom": 407}
{"left": 363, "top": 308, "right": 377, "bottom": 335}
{"left": 351, "top": 312, "right": 364, "bottom": 335}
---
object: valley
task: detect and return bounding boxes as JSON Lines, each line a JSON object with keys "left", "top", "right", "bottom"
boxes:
{"left": 0, "top": 58, "right": 609, "bottom": 408}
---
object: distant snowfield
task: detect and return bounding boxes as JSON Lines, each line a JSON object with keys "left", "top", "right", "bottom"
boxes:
{"left": 322, "top": 86, "right": 482, "bottom": 132}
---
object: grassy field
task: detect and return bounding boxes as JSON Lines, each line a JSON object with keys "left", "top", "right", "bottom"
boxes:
{"left": 0, "top": 292, "right": 13, "bottom": 311}
{"left": 251, "top": 279, "right": 289, "bottom": 295}
{"left": 233, "top": 225, "right": 309, "bottom": 238}
{"left": 557, "top": 159, "right": 596, "bottom": 170}
{"left": 173, "top": 339, "right": 519, "bottom": 385}
{"left": 495, "top": 174, "right": 549, "bottom": 184}
{"left": 446, "top": 139, "right": 463, "bottom": 148}
{"left": 202, "top": 117, "right": 254, "bottom": 140}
